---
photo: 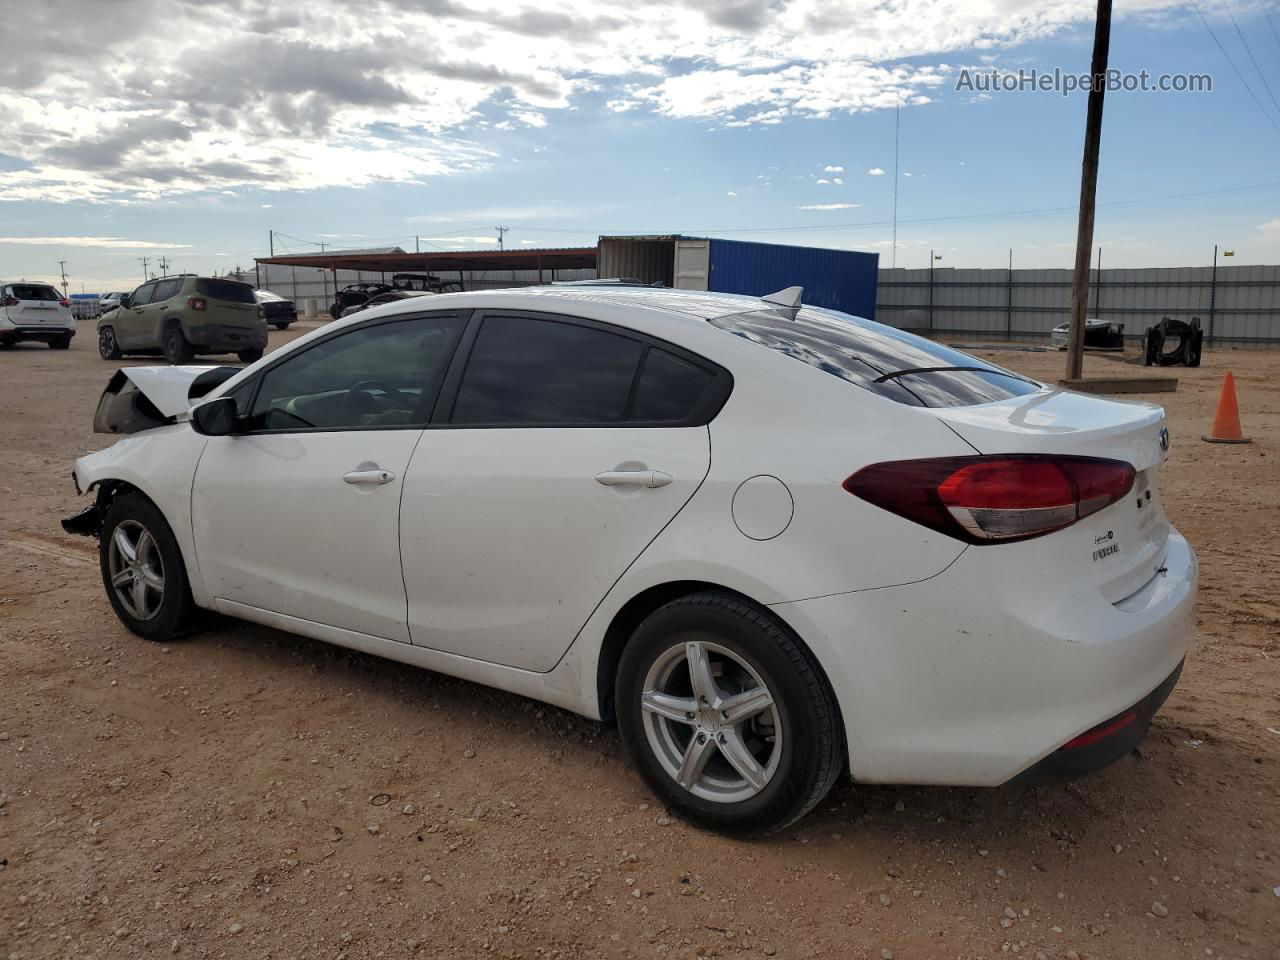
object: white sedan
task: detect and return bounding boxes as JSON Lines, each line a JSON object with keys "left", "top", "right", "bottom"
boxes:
{"left": 65, "top": 285, "right": 1196, "bottom": 834}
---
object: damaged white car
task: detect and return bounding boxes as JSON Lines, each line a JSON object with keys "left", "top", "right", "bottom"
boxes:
{"left": 65, "top": 287, "right": 1196, "bottom": 835}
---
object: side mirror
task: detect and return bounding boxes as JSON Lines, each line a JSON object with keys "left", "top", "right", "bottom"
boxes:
{"left": 120, "top": 295, "right": 132, "bottom": 308}
{"left": 190, "top": 396, "right": 239, "bottom": 436}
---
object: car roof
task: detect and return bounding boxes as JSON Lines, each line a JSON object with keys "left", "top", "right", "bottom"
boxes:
{"left": 466, "top": 285, "right": 771, "bottom": 321}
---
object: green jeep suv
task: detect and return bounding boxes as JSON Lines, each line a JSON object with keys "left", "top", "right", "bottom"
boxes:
{"left": 98, "top": 275, "right": 268, "bottom": 364}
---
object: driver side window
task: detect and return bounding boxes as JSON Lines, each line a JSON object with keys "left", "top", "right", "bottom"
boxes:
{"left": 130, "top": 283, "right": 157, "bottom": 307}
{"left": 246, "top": 314, "right": 465, "bottom": 432}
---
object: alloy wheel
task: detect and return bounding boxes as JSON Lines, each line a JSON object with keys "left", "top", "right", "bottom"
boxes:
{"left": 640, "top": 639, "right": 782, "bottom": 803}
{"left": 107, "top": 520, "right": 166, "bottom": 620}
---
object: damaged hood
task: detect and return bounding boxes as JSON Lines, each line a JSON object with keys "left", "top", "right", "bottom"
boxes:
{"left": 93, "top": 365, "right": 242, "bottom": 434}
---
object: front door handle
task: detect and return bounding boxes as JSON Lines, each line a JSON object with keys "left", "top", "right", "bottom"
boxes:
{"left": 343, "top": 469, "right": 395, "bottom": 485}
{"left": 595, "top": 470, "right": 673, "bottom": 488}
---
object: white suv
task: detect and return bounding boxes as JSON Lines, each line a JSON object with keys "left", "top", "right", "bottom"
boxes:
{"left": 0, "top": 282, "right": 75, "bottom": 349}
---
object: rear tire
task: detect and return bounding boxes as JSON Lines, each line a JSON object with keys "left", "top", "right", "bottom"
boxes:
{"left": 616, "top": 592, "right": 843, "bottom": 836}
{"left": 162, "top": 325, "right": 193, "bottom": 364}
{"left": 99, "top": 492, "right": 194, "bottom": 642}
{"left": 237, "top": 347, "right": 264, "bottom": 363}
{"left": 98, "top": 326, "right": 122, "bottom": 360}
{"left": 272, "top": 322, "right": 291, "bottom": 330}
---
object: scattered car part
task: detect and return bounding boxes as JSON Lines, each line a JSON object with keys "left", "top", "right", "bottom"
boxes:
{"left": 1144, "top": 316, "right": 1202, "bottom": 367}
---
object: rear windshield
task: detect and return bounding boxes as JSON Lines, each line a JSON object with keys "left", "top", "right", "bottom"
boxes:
{"left": 709, "top": 307, "right": 1041, "bottom": 408}
{"left": 10, "top": 284, "right": 60, "bottom": 301}
{"left": 197, "top": 278, "right": 256, "bottom": 304}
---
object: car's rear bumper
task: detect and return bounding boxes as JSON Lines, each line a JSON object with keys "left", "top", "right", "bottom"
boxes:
{"left": 187, "top": 323, "right": 267, "bottom": 352}
{"left": 773, "top": 529, "right": 1197, "bottom": 787}
{"left": 0, "top": 325, "right": 75, "bottom": 343}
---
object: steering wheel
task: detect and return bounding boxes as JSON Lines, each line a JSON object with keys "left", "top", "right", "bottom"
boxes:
{"left": 347, "top": 379, "right": 411, "bottom": 412}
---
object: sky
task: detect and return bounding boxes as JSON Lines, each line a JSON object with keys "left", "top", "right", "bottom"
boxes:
{"left": 2, "top": 0, "right": 1280, "bottom": 293}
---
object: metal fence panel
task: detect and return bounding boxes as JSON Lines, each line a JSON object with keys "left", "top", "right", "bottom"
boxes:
{"left": 877, "top": 264, "right": 1280, "bottom": 347}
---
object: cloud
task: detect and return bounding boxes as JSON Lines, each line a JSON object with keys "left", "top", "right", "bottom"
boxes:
{"left": 1260, "top": 217, "right": 1280, "bottom": 235}
{"left": 832, "top": 177, "right": 844, "bottom": 184}
{"left": 420, "top": 235, "right": 501, "bottom": 246}
{"left": 726, "top": 191, "right": 738, "bottom": 197}
{"left": 823, "top": 164, "right": 844, "bottom": 173}
{"left": 798, "top": 203, "right": 860, "bottom": 210}
{"left": 816, "top": 178, "right": 831, "bottom": 184}
{"left": 867, "top": 167, "right": 886, "bottom": 176}
{"left": 0, "top": 0, "right": 1188, "bottom": 202}
{"left": 0, "top": 236, "right": 192, "bottom": 249}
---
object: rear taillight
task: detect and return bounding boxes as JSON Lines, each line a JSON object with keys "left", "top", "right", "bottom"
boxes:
{"left": 844, "top": 455, "right": 1135, "bottom": 544}
{"left": 187, "top": 297, "right": 207, "bottom": 311}
{"left": 59, "top": 298, "right": 71, "bottom": 307}
{"left": 2, "top": 296, "right": 17, "bottom": 307}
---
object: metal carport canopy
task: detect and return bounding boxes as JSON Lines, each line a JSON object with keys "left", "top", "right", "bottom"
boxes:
{"left": 253, "top": 247, "right": 597, "bottom": 274}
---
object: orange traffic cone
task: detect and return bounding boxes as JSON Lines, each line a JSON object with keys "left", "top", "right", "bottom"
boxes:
{"left": 1201, "top": 372, "right": 1251, "bottom": 444}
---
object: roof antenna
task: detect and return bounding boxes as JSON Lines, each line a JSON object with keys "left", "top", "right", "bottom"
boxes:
{"left": 761, "top": 286, "right": 803, "bottom": 310}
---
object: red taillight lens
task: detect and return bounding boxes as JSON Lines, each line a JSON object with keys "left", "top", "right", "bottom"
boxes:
{"left": 2, "top": 296, "right": 18, "bottom": 307}
{"left": 845, "top": 455, "right": 1135, "bottom": 544}
{"left": 1061, "top": 709, "right": 1138, "bottom": 750}
{"left": 187, "top": 297, "right": 207, "bottom": 311}
{"left": 59, "top": 298, "right": 71, "bottom": 307}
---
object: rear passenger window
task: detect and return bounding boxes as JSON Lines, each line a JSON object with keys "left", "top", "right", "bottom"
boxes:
{"left": 452, "top": 315, "right": 644, "bottom": 425}
{"left": 632, "top": 349, "right": 712, "bottom": 421}
{"left": 151, "top": 279, "right": 182, "bottom": 302}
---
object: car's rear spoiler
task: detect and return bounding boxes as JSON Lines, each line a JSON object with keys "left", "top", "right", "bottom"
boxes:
{"left": 93, "top": 366, "right": 241, "bottom": 434}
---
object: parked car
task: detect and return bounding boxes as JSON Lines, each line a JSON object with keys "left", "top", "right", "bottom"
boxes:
{"left": 0, "top": 281, "right": 75, "bottom": 349}
{"left": 329, "top": 282, "right": 392, "bottom": 319}
{"left": 1050, "top": 317, "right": 1125, "bottom": 350}
{"left": 339, "top": 289, "right": 434, "bottom": 317}
{"left": 64, "top": 285, "right": 1196, "bottom": 835}
{"left": 99, "top": 291, "right": 129, "bottom": 313}
{"left": 255, "top": 290, "right": 298, "bottom": 330}
{"left": 97, "top": 275, "right": 267, "bottom": 364}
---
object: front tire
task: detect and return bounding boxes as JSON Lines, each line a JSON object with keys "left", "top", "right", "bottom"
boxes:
{"left": 99, "top": 492, "right": 194, "bottom": 641}
{"left": 237, "top": 347, "right": 264, "bottom": 363}
{"left": 98, "top": 326, "right": 122, "bottom": 360}
{"left": 616, "top": 592, "right": 843, "bottom": 836}
{"left": 162, "top": 325, "right": 193, "bottom": 364}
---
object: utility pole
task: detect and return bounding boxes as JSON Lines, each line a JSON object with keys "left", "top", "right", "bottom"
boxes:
{"left": 269, "top": 230, "right": 274, "bottom": 257}
{"left": 891, "top": 100, "right": 900, "bottom": 269}
{"left": 495, "top": 225, "right": 509, "bottom": 251}
{"left": 57, "top": 260, "right": 69, "bottom": 296}
{"left": 157, "top": 256, "right": 170, "bottom": 277}
{"left": 1066, "top": 0, "right": 1112, "bottom": 381}
{"left": 139, "top": 257, "right": 150, "bottom": 282}
{"left": 1092, "top": 245, "right": 1102, "bottom": 316}
{"left": 415, "top": 236, "right": 420, "bottom": 254}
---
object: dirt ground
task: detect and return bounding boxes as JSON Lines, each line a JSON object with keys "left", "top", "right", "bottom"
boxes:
{"left": 1, "top": 325, "right": 1278, "bottom": 960}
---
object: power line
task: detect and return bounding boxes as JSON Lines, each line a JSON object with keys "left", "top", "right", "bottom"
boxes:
{"left": 1189, "top": 0, "right": 1280, "bottom": 136}
{"left": 1222, "top": 0, "right": 1280, "bottom": 117}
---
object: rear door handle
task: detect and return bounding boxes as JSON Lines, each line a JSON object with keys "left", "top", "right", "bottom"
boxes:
{"left": 343, "top": 469, "right": 395, "bottom": 485}
{"left": 595, "top": 470, "right": 673, "bottom": 488}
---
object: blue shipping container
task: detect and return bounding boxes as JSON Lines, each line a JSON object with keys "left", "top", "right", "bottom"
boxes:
{"left": 707, "top": 238, "right": 879, "bottom": 320}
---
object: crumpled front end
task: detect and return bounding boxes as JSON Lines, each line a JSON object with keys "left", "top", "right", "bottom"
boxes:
{"left": 92, "top": 366, "right": 241, "bottom": 435}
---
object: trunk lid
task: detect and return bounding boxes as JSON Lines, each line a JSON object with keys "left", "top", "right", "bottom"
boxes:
{"left": 197, "top": 278, "right": 262, "bottom": 329}
{"left": 930, "top": 388, "right": 1171, "bottom": 603}
{"left": 7, "top": 284, "right": 70, "bottom": 325}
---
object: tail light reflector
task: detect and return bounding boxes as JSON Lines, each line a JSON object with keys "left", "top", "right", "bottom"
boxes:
{"left": 187, "top": 297, "right": 207, "bottom": 311}
{"left": 844, "top": 455, "right": 1135, "bottom": 544}
{"left": 59, "top": 298, "right": 71, "bottom": 307}
{"left": 2, "top": 296, "right": 18, "bottom": 307}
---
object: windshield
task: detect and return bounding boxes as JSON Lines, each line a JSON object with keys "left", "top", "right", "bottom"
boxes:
{"left": 198, "top": 278, "right": 256, "bottom": 304}
{"left": 709, "top": 306, "right": 1042, "bottom": 408}
{"left": 255, "top": 290, "right": 284, "bottom": 302}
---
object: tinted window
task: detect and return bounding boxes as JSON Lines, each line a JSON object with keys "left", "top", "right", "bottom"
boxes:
{"left": 130, "top": 283, "right": 158, "bottom": 306}
{"left": 248, "top": 315, "right": 464, "bottom": 431}
{"left": 197, "top": 278, "right": 256, "bottom": 304}
{"left": 151, "top": 278, "right": 183, "bottom": 302}
{"left": 632, "top": 349, "right": 712, "bottom": 421}
{"left": 11, "top": 284, "right": 60, "bottom": 301}
{"left": 709, "top": 307, "right": 1040, "bottom": 408}
{"left": 452, "top": 315, "right": 644, "bottom": 425}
